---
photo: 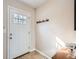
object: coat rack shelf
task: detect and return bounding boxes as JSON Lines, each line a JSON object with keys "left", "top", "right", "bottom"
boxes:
{"left": 36, "top": 19, "right": 49, "bottom": 24}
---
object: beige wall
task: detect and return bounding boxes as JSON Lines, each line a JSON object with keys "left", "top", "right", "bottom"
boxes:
{"left": 7, "top": 0, "right": 36, "bottom": 55}
{"left": 36, "top": 0, "right": 76, "bottom": 57}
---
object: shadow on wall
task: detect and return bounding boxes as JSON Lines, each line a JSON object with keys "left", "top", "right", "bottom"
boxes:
{"left": 36, "top": 22, "right": 57, "bottom": 57}
{"left": 36, "top": 21, "right": 75, "bottom": 57}
{"left": 36, "top": 22, "right": 66, "bottom": 57}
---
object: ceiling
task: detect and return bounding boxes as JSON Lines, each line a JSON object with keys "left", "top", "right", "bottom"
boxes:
{"left": 18, "top": 0, "right": 48, "bottom": 8}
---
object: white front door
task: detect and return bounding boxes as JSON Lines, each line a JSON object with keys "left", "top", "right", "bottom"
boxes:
{"left": 8, "top": 7, "right": 31, "bottom": 59}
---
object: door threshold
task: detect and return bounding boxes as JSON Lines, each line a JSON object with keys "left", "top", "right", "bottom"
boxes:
{"left": 13, "top": 52, "right": 30, "bottom": 59}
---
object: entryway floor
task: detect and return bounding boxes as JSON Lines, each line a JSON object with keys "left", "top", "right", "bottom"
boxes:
{"left": 15, "top": 51, "right": 47, "bottom": 59}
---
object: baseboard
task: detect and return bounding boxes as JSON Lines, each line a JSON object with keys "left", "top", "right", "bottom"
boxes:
{"left": 29, "top": 48, "right": 36, "bottom": 52}
{"left": 25, "top": 48, "right": 51, "bottom": 59}
{"left": 35, "top": 49, "right": 51, "bottom": 59}
{"left": 13, "top": 48, "right": 51, "bottom": 59}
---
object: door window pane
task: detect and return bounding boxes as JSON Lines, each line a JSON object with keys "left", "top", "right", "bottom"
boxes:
{"left": 13, "top": 13, "right": 27, "bottom": 24}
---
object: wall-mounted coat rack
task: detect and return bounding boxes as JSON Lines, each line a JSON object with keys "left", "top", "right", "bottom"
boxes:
{"left": 36, "top": 19, "right": 49, "bottom": 24}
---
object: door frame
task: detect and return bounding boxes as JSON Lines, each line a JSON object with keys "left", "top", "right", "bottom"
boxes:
{"left": 7, "top": 6, "right": 32, "bottom": 59}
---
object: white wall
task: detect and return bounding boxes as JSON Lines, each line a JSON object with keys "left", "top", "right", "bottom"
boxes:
{"left": 36, "top": 0, "right": 76, "bottom": 57}
{"left": 8, "top": 0, "right": 36, "bottom": 54}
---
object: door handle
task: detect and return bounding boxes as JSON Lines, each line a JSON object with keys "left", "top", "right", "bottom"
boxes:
{"left": 9, "top": 33, "right": 12, "bottom": 39}
{"left": 9, "top": 37, "right": 12, "bottom": 39}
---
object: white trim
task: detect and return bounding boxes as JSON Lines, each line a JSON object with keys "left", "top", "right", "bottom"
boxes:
{"left": 7, "top": 5, "right": 10, "bottom": 59}
{"left": 8, "top": 6, "right": 31, "bottom": 17}
{"left": 35, "top": 49, "right": 51, "bottom": 59}
{"left": 29, "top": 49, "right": 51, "bottom": 59}
{"left": 29, "top": 48, "right": 36, "bottom": 52}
